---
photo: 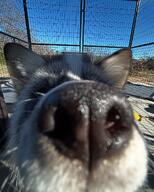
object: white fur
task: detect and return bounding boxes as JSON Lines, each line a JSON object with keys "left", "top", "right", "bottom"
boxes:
{"left": 88, "top": 127, "right": 147, "bottom": 192}
{"left": 66, "top": 71, "right": 81, "bottom": 80}
{"left": 19, "top": 127, "right": 147, "bottom": 192}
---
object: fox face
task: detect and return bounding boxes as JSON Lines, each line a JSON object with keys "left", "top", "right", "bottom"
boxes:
{"left": 3, "top": 43, "right": 147, "bottom": 192}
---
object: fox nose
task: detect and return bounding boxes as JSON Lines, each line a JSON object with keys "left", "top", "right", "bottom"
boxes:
{"left": 38, "top": 81, "right": 134, "bottom": 169}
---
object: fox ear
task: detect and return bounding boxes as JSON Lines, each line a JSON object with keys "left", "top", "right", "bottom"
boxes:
{"left": 94, "top": 49, "right": 132, "bottom": 88}
{"left": 4, "top": 43, "right": 46, "bottom": 93}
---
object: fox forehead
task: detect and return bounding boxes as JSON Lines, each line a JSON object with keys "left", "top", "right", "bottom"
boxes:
{"left": 43, "top": 52, "right": 91, "bottom": 76}
{"left": 35, "top": 53, "right": 95, "bottom": 84}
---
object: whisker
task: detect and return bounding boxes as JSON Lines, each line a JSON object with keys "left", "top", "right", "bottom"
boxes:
{"left": 21, "top": 160, "right": 29, "bottom": 169}
{"left": 3, "top": 147, "right": 18, "bottom": 156}
{"left": 0, "top": 175, "right": 10, "bottom": 191}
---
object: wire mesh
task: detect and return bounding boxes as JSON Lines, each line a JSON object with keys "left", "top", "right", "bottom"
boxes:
{"left": 0, "top": 0, "right": 28, "bottom": 41}
{"left": 131, "top": 45, "right": 154, "bottom": 87}
{"left": 83, "top": 46, "right": 120, "bottom": 55}
{"left": 0, "top": 0, "right": 154, "bottom": 88}
{"left": 133, "top": 0, "right": 154, "bottom": 47}
{"left": 27, "top": 0, "right": 81, "bottom": 45}
{"left": 84, "top": 0, "right": 136, "bottom": 47}
{"left": 0, "top": 0, "right": 29, "bottom": 78}
{"left": 32, "top": 44, "right": 80, "bottom": 55}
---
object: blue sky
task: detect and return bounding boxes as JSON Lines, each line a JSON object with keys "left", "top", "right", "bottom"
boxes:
{"left": 1, "top": 0, "right": 154, "bottom": 58}
{"left": 27, "top": 0, "right": 136, "bottom": 46}
{"left": 26, "top": 0, "right": 154, "bottom": 58}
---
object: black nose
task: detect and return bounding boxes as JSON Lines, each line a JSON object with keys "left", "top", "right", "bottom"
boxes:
{"left": 38, "top": 82, "right": 134, "bottom": 169}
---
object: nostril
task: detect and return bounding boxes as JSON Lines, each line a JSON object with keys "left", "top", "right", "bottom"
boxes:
{"left": 39, "top": 105, "right": 76, "bottom": 146}
{"left": 106, "top": 106, "right": 123, "bottom": 136}
{"left": 39, "top": 103, "right": 89, "bottom": 146}
{"left": 38, "top": 104, "right": 89, "bottom": 162}
{"left": 52, "top": 106, "right": 76, "bottom": 146}
{"left": 104, "top": 105, "right": 132, "bottom": 149}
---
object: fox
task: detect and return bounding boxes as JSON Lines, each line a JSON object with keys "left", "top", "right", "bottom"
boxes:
{"left": 1, "top": 43, "right": 147, "bottom": 192}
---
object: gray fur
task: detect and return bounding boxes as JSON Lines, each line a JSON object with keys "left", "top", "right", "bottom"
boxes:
{"left": 2, "top": 43, "right": 147, "bottom": 192}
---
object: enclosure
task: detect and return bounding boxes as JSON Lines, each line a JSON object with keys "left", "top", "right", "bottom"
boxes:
{"left": 0, "top": 0, "right": 154, "bottom": 191}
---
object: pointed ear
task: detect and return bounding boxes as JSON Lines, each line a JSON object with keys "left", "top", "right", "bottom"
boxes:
{"left": 4, "top": 43, "right": 46, "bottom": 93}
{"left": 94, "top": 49, "right": 132, "bottom": 88}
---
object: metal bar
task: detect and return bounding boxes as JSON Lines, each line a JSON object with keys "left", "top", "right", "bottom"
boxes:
{"left": 0, "top": 31, "right": 28, "bottom": 43}
{"left": 84, "top": 44, "right": 127, "bottom": 49}
{"left": 79, "top": 0, "right": 83, "bottom": 52}
{"left": 132, "top": 42, "right": 154, "bottom": 48}
{"left": 23, "top": 0, "right": 32, "bottom": 50}
{"left": 31, "top": 43, "right": 80, "bottom": 47}
{"left": 31, "top": 42, "right": 126, "bottom": 49}
{"left": 81, "top": 0, "right": 86, "bottom": 52}
{"left": 129, "top": 0, "right": 141, "bottom": 48}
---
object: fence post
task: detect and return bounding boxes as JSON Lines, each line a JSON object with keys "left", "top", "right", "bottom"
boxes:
{"left": 129, "top": 0, "right": 141, "bottom": 48}
{"left": 79, "top": 0, "right": 86, "bottom": 52}
{"left": 79, "top": 0, "right": 82, "bottom": 52}
{"left": 23, "top": 0, "right": 32, "bottom": 50}
{"left": 82, "top": 0, "right": 85, "bottom": 52}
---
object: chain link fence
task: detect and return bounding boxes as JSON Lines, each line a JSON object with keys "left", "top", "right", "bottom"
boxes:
{"left": 0, "top": 0, "right": 154, "bottom": 86}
